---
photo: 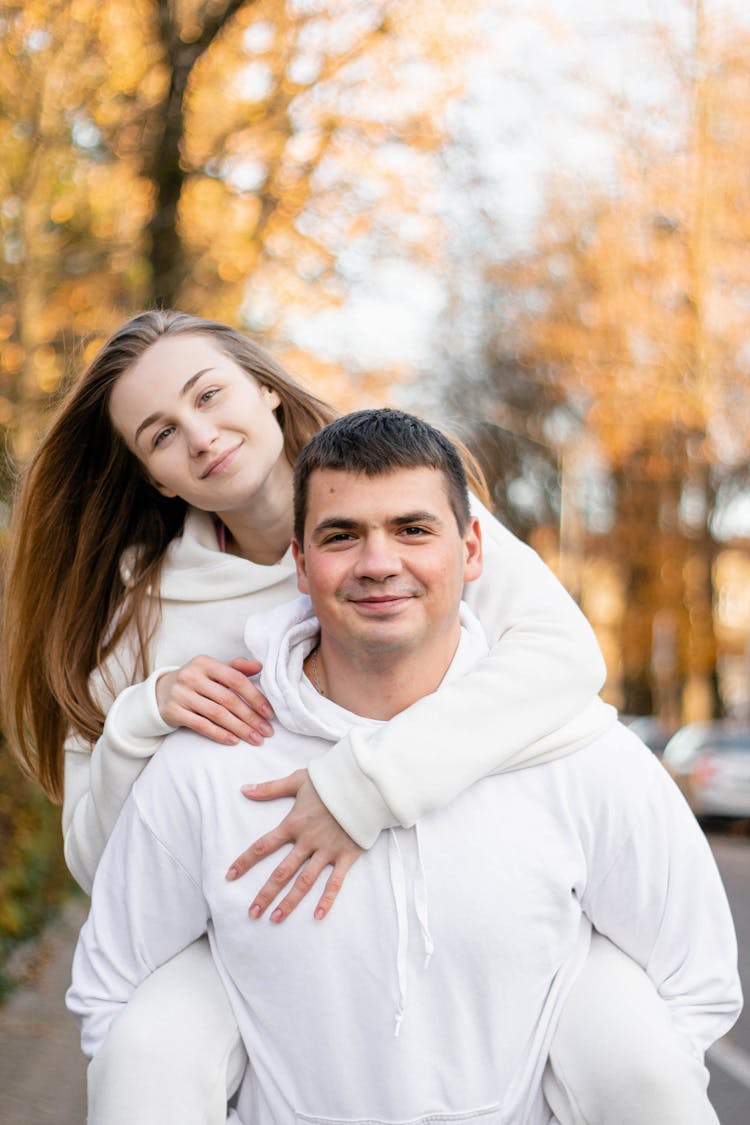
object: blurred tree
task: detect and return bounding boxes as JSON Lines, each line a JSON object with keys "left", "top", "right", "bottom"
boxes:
{"left": 430, "top": 2, "right": 750, "bottom": 720}
{"left": 0, "top": 0, "right": 477, "bottom": 955}
{"left": 0, "top": 0, "right": 474, "bottom": 469}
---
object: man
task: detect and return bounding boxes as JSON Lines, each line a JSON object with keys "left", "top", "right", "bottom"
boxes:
{"left": 68, "top": 409, "right": 741, "bottom": 1124}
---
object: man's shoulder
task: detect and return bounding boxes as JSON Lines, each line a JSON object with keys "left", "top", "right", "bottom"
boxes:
{"left": 130, "top": 728, "right": 251, "bottom": 816}
{"left": 141, "top": 727, "right": 221, "bottom": 780}
{"left": 551, "top": 720, "right": 666, "bottom": 802}
{"left": 138, "top": 720, "right": 326, "bottom": 801}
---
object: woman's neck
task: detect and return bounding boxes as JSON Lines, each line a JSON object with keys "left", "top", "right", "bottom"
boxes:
{"left": 217, "top": 459, "right": 295, "bottom": 565}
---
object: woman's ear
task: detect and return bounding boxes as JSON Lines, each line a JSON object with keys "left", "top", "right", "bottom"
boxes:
{"left": 140, "top": 464, "right": 177, "bottom": 499}
{"left": 151, "top": 479, "right": 178, "bottom": 499}
{"left": 261, "top": 385, "right": 282, "bottom": 411}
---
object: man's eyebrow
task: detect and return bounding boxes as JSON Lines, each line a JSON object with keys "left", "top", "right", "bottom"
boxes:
{"left": 391, "top": 510, "right": 443, "bottom": 526}
{"left": 310, "top": 511, "right": 443, "bottom": 538}
{"left": 310, "top": 517, "right": 360, "bottom": 538}
{"left": 134, "top": 368, "right": 214, "bottom": 444}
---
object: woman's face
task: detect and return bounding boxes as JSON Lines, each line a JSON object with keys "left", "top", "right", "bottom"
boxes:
{"left": 109, "top": 334, "right": 288, "bottom": 514}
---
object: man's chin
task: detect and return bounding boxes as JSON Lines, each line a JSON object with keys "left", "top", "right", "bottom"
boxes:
{"left": 354, "top": 626, "right": 418, "bottom": 657}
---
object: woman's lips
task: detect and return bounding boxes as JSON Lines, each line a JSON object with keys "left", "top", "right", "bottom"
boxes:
{"left": 202, "top": 443, "right": 242, "bottom": 478}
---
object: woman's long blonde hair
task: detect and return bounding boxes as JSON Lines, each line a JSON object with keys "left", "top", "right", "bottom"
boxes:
{"left": 1, "top": 310, "right": 337, "bottom": 802}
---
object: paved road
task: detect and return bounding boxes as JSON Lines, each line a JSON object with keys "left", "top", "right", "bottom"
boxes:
{"left": 0, "top": 898, "right": 87, "bottom": 1124}
{"left": 706, "top": 832, "right": 750, "bottom": 1121}
{"left": 0, "top": 836, "right": 748, "bottom": 1124}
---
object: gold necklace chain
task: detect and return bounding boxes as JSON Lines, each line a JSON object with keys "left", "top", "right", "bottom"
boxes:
{"left": 310, "top": 645, "right": 325, "bottom": 697}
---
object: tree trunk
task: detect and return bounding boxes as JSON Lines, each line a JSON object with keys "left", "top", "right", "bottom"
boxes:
{"left": 145, "top": 0, "right": 254, "bottom": 307}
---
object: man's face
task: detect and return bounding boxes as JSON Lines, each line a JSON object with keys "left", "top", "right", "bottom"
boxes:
{"left": 293, "top": 466, "right": 482, "bottom": 662}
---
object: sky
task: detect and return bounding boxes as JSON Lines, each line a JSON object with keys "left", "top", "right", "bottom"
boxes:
{"left": 291, "top": 0, "right": 749, "bottom": 377}
{"left": 290, "top": 0, "right": 675, "bottom": 370}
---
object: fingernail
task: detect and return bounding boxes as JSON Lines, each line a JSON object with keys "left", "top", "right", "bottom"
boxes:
{"left": 249, "top": 904, "right": 262, "bottom": 919}
{"left": 261, "top": 704, "right": 274, "bottom": 719}
{"left": 258, "top": 721, "right": 274, "bottom": 737}
{"left": 314, "top": 908, "right": 325, "bottom": 921}
{"left": 226, "top": 866, "right": 238, "bottom": 881}
{"left": 241, "top": 784, "right": 258, "bottom": 795}
{"left": 270, "top": 908, "right": 283, "bottom": 923}
{"left": 225, "top": 735, "right": 239, "bottom": 746}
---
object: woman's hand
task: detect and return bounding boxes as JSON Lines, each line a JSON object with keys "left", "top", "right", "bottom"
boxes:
{"left": 225, "top": 769, "right": 363, "bottom": 922}
{"left": 155, "top": 655, "right": 274, "bottom": 745}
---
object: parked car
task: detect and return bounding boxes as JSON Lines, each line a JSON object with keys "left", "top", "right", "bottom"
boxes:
{"left": 661, "top": 721, "right": 750, "bottom": 820}
{"left": 623, "top": 716, "right": 677, "bottom": 759}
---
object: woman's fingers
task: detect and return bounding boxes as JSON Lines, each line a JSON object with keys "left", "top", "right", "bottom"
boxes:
{"left": 225, "top": 771, "right": 364, "bottom": 920}
{"left": 267, "top": 855, "right": 330, "bottom": 923}
{"left": 246, "top": 845, "right": 311, "bottom": 919}
{"left": 155, "top": 655, "right": 274, "bottom": 744}
{"left": 273, "top": 851, "right": 360, "bottom": 924}
{"left": 240, "top": 773, "right": 301, "bottom": 802}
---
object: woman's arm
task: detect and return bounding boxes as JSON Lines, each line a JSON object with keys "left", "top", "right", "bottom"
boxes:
{"left": 62, "top": 673, "right": 178, "bottom": 893}
{"left": 233, "top": 498, "right": 614, "bottom": 918}
{"left": 62, "top": 657, "right": 267, "bottom": 893}
{"left": 307, "top": 495, "right": 610, "bottom": 846}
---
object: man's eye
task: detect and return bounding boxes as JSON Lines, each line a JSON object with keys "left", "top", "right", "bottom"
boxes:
{"left": 322, "top": 532, "right": 355, "bottom": 544}
{"left": 400, "top": 526, "right": 429, "bottom": 536}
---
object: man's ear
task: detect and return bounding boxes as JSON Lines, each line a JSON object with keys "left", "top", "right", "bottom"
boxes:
{"left": 292, "top": 537, "right": 309, "bottom": 594}
{"left": 462, "top": 517, "right": 483, "bottom": 585}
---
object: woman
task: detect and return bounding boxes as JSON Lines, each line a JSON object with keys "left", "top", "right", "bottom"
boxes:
{"left": 2, "top": 311, "right": 702, "bottom": 1125}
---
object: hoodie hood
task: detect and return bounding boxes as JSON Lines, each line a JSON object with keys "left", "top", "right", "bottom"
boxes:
{"left": 245, "top": 595, "right": 370, "bottom": 741}
{"left": 245, "top": 594, "right": 490, "bottom": 742}
{"left": 121, "top": 508, "right": 296, "bottom": 602}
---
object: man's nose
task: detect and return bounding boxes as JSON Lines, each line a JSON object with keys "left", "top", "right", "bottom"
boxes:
{"left": 353, "top": 534, "right": 401, "bottom": 580}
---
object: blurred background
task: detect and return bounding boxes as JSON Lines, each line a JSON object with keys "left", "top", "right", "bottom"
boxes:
{"left": 1, "top": 1, "right": 750, "bottom": 1113}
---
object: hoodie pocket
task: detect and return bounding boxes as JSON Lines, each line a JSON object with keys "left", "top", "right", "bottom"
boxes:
{"left": 296, "top": 1104, "right": 505, "bottom": 1125}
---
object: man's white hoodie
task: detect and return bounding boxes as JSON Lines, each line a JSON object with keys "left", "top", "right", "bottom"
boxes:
{"left": 67, "top": 599, "right": 741, "bottom": 1125}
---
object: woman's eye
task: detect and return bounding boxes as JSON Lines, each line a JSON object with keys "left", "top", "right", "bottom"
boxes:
{"left": 153, "top": 426, "right": 174, "bottom": 447}
{"left": 199, "top": 387, "right": 218, "bottom": 405}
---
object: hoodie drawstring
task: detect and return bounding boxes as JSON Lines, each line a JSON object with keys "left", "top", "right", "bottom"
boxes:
{"left": 387, "top": 827, "right": 434, "bottom": 1037}
{"left": 413, "top": 826, "right": 434, "bottom": 970}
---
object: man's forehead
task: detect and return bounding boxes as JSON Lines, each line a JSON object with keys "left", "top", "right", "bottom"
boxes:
{"left": 305, "top": 466, "right": 453, "bottom": 525}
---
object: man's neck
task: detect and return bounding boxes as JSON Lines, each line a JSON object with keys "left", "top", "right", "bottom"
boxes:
{"left": 307, "top": 627, "right": 461, "bottom": 720}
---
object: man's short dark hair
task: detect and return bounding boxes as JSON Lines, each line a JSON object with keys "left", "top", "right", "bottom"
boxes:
{"left": 293, "top": 409, "right": 471, "bottom": 542}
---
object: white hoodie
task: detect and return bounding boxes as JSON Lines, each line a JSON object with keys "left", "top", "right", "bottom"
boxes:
{"left": 62, "top": 499, "right": 614, "bottom": 893}
{"left": 68, "top": 599, "right": 741, "bottom": 1125}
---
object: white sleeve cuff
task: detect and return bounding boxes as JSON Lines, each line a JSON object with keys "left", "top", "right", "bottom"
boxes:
{"left": 103, "top": 669, "right": 179, "bottom": 756}
{"left": 308, "top": 732, "right": 397, "bottom": 849}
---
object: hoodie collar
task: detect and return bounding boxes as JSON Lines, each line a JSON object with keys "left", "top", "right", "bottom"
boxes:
{"left": 120, "top": 508, "right": 296, "bottom": 601}
{"left": 245, "top": 595, "right": 489, "bottom": 741}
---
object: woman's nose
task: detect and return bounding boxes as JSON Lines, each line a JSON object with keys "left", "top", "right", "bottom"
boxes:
{"left": 185, "top": 418, "right": 219, "bottom": 457}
